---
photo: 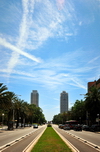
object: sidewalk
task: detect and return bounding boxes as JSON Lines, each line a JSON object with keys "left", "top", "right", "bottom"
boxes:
{"left": 0, "top": 125, "right": 8, "bottom": 131}
{"left": 0, "top": 125, "right": 30, "bottom": 132}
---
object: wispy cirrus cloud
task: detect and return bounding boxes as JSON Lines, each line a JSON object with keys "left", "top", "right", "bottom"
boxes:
{"left": 0, "top": 38, "right": 41, "bottom": 63}
{"left": 88, "top": 56, "right": 100, "bottom": 64}
{"left": 3, "top": 0, "right": 38, "bottom": 77}
{"left": 1, "top": 0, "right": 98, "bottom": 91}
{"left": 17, "top": 0, "right": 35, "bottom": 49}
{"left": 56, "top": 0, "right": 65, "bottom": 10}
{"left": 1, "top": 0, "right": 77, "bottom": 71}
{"left": 25, "top": 0, "right": 77, "bottom": 50}
{"left": 0, "top": 49, "right": 89, "bottom": 91}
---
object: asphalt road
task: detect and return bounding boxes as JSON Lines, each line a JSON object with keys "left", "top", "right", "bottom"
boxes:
{"left": 66, "top": 129, "right": 100, "bottom": 147}
{"left": 53, "top": 125, "right": 100, "bottom": 152}
{"left": 1, "top": 125, "right": 100, "bottom": 152}
{"left": 0, "top": 125, "right": 46, "bottom": 152}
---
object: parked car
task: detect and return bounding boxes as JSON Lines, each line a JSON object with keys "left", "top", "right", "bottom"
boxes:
{"left": 58, "top": 124, "right": 62, "bottom": 128}
{"left": 82, "top": 125, "right": 90, "bottom": 131}
{"left": 90, "top": 124, "right": 100, "bottom": 132}
{"left": 63, "top": 124, "right": 70, "bottom": 130}
{"left": 59, "top": 124, "right": 65, "bottom": 129}
{"left": 33, "top": 124, "right": 38, "bottom": 128}
{"left": 74, "top": 124, "right": 82, "bottom": 131}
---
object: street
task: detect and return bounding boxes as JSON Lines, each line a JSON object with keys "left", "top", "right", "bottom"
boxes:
{"left": 65, "top": 129, "right": 100, "bottom": 147}
{"left": 0, "top": 125, "right": 46, "bottom": 152}
{"left": 0, "top": 124, "right": 100, "bottom": 152}
{"left": 53, "top": 125, "right": 100, "bottom": 152}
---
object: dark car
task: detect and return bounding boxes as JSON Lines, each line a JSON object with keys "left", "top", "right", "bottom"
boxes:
{"left": 33, "top": 124, "right": 38, "bottom": 128}
{"left": 58, "top": 124, "right": 62, "bottom": 128}
{"left": 90, "top": 124, "right": 100, "bottom": 132}
{"left": 74, "top": 124, "right": 82, "bottom": 131}
{"left": 59, "top": 124, "right": 65, "bottom": 129}
{"left": 82, "top": 125, "right": 90, "bottom": 131}
{"left": 63, "top": 124, "right": 70, "bottom": 130}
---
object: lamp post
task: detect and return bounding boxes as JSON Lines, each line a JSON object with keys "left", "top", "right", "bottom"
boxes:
{"left": 2, "top": 113, "right": 4, "bottom": 129}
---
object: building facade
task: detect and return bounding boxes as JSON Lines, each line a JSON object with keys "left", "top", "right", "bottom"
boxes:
{"left": 31, "top": 90, "right": 39, "bottom": 107}
{"left": 88, "top": 78, "right": 100, "bottom": 92}
{"left": 60, "top": 91, "right": 68, "bottom": 113}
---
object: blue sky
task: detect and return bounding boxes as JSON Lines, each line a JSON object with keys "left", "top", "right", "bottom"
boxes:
{"left": 0, "top": 0, "right": 100, "bottom": 121}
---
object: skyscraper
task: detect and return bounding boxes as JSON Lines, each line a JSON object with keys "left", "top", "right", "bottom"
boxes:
{"left": 31, "top": 90, "right": 39, "bottom": 107}
{"left": 60, "top": 91, "right": 68, "bottom": 113}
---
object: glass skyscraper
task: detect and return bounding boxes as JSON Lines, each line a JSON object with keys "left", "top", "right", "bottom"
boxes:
{"left": 31, "top": 90, "right": 39, "bottom": 107}
{"left": 60, "top": 91, "right": 68, "bottom": 113}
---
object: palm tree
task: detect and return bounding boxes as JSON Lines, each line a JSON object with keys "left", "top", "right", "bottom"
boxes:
{"left": 85, "top": 87, "right": 100, "bottom": 124}
{"left": 20, "top": 101, "right": 30, "bottom": 127}
{"left": 6, "top": 92, "right": 18, "bottom": 130}
{"left": 0, "top": 83, "right": 9, "bottom": 110}
{"left": 0, "top": 83, "right": 8, "bottom": 95}
{"left": 14, "top": 99, "right": 24, "bottom": 128}
{"left": 0, "top": 83, "right": 10, "bottom": 125}
{"left": 27, "top": 104, "right": 35, "bottom": 125}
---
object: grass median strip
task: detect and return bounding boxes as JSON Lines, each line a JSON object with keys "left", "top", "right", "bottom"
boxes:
{"left": 31, "top": 126, "right": 72, "bottom": 152}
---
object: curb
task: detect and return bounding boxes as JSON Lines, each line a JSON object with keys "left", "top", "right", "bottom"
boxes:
{"left": 53, "top": 126, "right": 79, "bottom": 152}
{"left": 0, "top": 127, "right": 41, "bottom": 151}
{"left": 22, "top": 126, "right": 47, "bottom": 152}
{"left": 0, "top": 130, "right": 34, "bottom": 151}
{"left": 65, "top": 131, "right": 100, "bottom": 151}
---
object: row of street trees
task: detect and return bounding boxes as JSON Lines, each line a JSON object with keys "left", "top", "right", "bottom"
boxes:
{"left": 0, "top": 83, "right": 46, "bottom": 130}
{"left": 53, "top": 87, "right": 100, "bottom": 125}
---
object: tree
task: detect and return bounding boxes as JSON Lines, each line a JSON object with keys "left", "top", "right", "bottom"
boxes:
{"left": 6, "top": 92, "right": 18, "bottom": 130}
{"left": 0, "top": 83, "right": 46, "bottom": 127}
{"left": 14, "top": 98, "right": 24, "bottom": 128}
{"left": 26, "top": 104, "right": 35, "bottom": 125}
{"left": 85, "top": 87, "right": 100, "bottom": 124}
{"left": 36, "top": 107, "right": 46, "bottom": 124}
{"left": 0, "top": 83, "right": 9, "bottom": 110}
{"left": 20, "top": 101, "right": 30, "bottom": 126}
{"left": 61, "top": 112, "right": 68, "bottom": 124}
{"left": 52, "top": 113, "right": 63, "bottom": 124}
{"left": 70, "top": 100, "right": 86, "bottom": 123}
